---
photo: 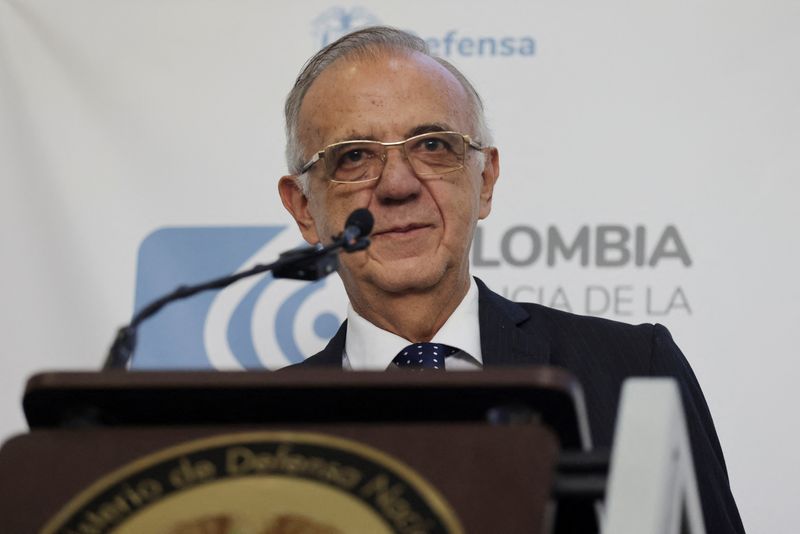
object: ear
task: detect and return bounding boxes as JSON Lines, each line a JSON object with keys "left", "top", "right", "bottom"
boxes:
{"left": 278, "top": 175, "right": 321, "bottom": 244}
{"left": 478, "top": 147, "right": 500, "bottom": 220}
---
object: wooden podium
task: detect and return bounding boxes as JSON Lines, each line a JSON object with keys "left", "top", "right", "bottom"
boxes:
{"left": 0, "top": 368, "right": 600, "bottom": 534}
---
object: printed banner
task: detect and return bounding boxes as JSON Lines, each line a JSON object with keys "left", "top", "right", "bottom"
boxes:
{"left": 1, "top": 2, "right": 798, "bottom": 532}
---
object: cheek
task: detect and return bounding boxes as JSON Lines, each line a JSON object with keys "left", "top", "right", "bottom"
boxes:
{"left": 309, "top": 184, "right": 374, "bottom": 241}
{"left": 435, "top": 180, "right": 481, "bottom": 239}
{"left": 451, "top": 175, "right": 483, "bottom": 218}
{"left": 305, "top": 189, "right": 336, "bottom": 242}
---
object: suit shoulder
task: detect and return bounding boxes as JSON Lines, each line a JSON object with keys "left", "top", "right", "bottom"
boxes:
{"left": 476, "top": 277, "right": 659, "bottom": 358}
{"left": 516, "top": 300, "right": 673, "bottom": 375}
{"left": 517, "top": 299, "right": 656, "bottom": 339}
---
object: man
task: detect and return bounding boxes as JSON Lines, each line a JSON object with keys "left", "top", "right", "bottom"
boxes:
{"left": 278, "top": 26, "right": 744, "bottom": 533}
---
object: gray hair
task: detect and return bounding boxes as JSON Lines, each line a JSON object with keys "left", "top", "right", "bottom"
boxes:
{"left": 284, "top": 26, "right": 493, "bottom": 192}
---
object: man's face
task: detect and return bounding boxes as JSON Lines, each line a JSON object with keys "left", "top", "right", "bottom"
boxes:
{"left": 279, "top": 51, "right": 499, "bottom": 297}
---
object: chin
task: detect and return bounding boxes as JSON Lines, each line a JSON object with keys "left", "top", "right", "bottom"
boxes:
{"left": 366, "top": 258, "right": 448, "bottom": 295}
{"left": 338, "top": 245, "right": 461, "bottom": 296}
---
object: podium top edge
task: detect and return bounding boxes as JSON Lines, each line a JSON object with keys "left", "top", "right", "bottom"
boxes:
{"left": 22, "top": 367, "right": 589, "bottom": 449}
{"left": 26, "top": 366, "right": 580, "bottom": 394}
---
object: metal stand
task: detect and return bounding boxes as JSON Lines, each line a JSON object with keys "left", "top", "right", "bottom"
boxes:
{"left": 603, "top": 379, "right": 706, "bottom": 534}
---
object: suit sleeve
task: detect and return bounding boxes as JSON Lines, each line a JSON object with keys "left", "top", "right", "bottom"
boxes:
{"left": 648, "top": 324, "right": 745, "bottom": 534}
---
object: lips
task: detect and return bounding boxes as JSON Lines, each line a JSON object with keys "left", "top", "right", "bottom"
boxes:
{"left": 372, "top": 223, "right": 432, "bottom": 237}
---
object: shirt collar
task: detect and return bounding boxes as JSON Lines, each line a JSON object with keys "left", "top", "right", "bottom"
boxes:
{"left": 344, "top": 277, "right": 483, "bottom": 370}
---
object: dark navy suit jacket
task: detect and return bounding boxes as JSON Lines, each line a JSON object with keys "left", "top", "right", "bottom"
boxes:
{"left": 295, "top": 278, "right": 745, "bottom": 533}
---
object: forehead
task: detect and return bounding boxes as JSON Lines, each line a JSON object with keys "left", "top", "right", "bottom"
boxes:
{"left": 298, "top": 50, "right": 472, "bottom": 149}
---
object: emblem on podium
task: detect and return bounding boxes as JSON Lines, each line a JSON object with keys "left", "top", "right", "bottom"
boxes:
{"left": 41, "top": 431, "right": 464, "bottom": 534}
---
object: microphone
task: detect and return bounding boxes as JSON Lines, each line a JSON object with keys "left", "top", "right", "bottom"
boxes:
{"left": 103, "top": 208, "right": 374, "bottom": 370}
{"left": 273, "top": 208, "right": 373, "bottom": 279}
{"left": 340, "top": 208, "right": 374, "bottom": 251}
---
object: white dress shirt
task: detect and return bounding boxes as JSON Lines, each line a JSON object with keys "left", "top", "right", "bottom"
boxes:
{"left": 343, "top": 278, "right": 483, "bottom": 370}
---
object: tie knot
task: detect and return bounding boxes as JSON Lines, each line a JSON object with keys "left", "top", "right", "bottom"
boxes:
{"left": 392, "top": 343, "right": 458, "bottom": 371}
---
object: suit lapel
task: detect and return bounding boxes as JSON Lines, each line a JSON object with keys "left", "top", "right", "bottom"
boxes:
{"left": 476, "top": 278, "right": 551, "bottom": 367}
{"left": 298, "top": 320, "right": 347, "bottom": 367}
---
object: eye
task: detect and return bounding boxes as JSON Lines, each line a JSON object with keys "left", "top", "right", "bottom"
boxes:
{"left": 342, "top": 149, "right": 365, "bottom": 164}
{"left": 421, "top": 137, "right": 448, "bottom": 152}
{"left": 409, "top": 134, "right": 457, "bottom": 155}
{"left": 331, "top": 144, "right": 378, "bottom": 170}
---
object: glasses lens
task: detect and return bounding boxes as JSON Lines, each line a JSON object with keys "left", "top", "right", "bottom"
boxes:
{"left": 324, "top": 141, "right": 384, "bottom": 182}
{"left": 406, "top": 132, "right": 465, "bottom": 176}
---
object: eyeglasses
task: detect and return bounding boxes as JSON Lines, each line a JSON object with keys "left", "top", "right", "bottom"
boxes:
{"left": 298, "top": 131, "right": 485, "bottom": 184}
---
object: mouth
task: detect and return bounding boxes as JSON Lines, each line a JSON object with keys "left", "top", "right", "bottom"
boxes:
{"left": 372, "top": 223, "right": 432, "bottom": 238}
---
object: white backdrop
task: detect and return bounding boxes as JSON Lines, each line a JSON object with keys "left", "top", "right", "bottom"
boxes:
{"left": 1, "top": 1, "right": 798, "bottom": 532}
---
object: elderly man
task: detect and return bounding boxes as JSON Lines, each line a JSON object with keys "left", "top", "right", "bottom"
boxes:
{"left": 278, "top": 26, "right": 744, "bottom": 533}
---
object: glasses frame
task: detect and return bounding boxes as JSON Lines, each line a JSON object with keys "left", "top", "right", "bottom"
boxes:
{"left": 298, "top": 131, "right": 485, "bottom": 184}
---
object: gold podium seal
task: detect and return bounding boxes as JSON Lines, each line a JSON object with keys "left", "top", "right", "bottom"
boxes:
{"left": 41, "top": 431, "right": 464, "bottom": 534}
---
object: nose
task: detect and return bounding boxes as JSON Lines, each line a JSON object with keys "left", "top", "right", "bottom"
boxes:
{"left": 374, "top": 146, "right": 422, "bottom": 204}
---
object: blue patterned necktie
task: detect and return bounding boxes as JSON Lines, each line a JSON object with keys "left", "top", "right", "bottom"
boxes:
{"left": 391, "top": 343, "right": 458, "bottom": 371}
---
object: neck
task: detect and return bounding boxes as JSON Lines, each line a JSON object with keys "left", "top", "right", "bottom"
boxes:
{"left": 347, "top": 274, "right": 471, "bottom": 343}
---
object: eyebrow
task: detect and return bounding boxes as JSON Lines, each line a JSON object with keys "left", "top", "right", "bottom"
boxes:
{"left": 406, "top": 123, "right": 454, "bottom": 137}
{"left": 329, "top": 132, "right": 380, "bottom": 144}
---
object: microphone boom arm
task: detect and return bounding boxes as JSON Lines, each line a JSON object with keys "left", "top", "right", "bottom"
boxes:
{"left": 102, "top": 215, "right": 372, "bottom": 370}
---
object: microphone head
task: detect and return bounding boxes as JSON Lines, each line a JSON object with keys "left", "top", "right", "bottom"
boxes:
{"left": 346, "top": 208, "right": 374, "bottom": 237}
